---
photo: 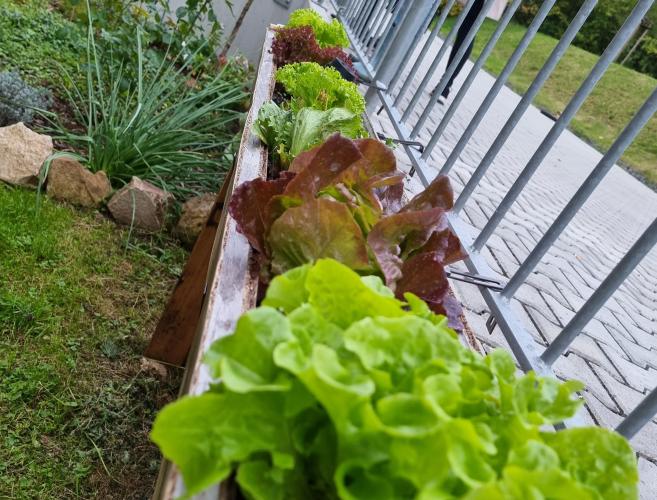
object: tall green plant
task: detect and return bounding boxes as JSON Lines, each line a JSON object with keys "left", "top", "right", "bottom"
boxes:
{"left": 42, "top": 8, "right": 246, "bottom": 199}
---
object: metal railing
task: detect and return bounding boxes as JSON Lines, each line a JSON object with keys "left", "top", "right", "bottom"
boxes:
{"left": 330, "top": 0, "right": 657, "bottom": 439}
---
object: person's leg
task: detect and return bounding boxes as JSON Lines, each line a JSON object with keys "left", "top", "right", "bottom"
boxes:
{"left": 441, "top": 38, "right": 474, "bottom": 97}
{"left": 435, "top": 0, "right": 485, "bottom": 99}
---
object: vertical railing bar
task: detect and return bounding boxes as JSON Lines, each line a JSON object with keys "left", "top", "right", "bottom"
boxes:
{"left": 473, "top": 0, "right": 655, "bottom": 250}
{"left": 348, "top": 0, "right": 368, "bottom": 27}
{"left": 344, "top": 0, "right": 361, "bottom": 23}
{"left": 400, "top": 0, "right": 479, "bottom": 121}
{"left": 354, "top": 0, "right": 380, "bottom": 41}
{"left": 356, "top": 0, "right": 375, "bottom": 30}
{"left": 364, "top": 0, "right": 395, "bottom": 53}
{"left": 342, "top": 0, "right": 356, "bottom": 20}
{"left": 392, "top": 0, "right": 458, "bottom": 99}
{"left": 450, "top": 0, "right": 599, "bottom": 208}
{"left": 502, "top": 86, "right": 657, "bottom": 299}
{"left": 541, "top": 216, "right": 657, "bottom": 365}
{"left": 351, "top": 0, "right": 371, "bottom": 38}
{"left": 616, "top": 387, "right": 657, "bottom": 439}
{"left": 418, "top": 0, "right": 522, "bottom": 148}
{"left": 372, "top": 0, "right": 412, "bottom": 69}
{"left": 410, "top": 0, "right": 499, "bottom": 138}
{"left": 365, "top": 1, "right": 442, "bottom": 112}
{"left": 430, "top": 0, "right": 558, "bottom": 167}
{"left": 360, "top": 0, "right": 388, "bottom": 48}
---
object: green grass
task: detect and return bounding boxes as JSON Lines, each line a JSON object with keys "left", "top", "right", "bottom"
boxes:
{"left": 0, "top": 184, "right": 187, "bottom": 499}
{"left": 0, "top": 0, "right": 85, "bottom": 88}
{"left": 441, "top": 18, "right": 657, "bottom": 185}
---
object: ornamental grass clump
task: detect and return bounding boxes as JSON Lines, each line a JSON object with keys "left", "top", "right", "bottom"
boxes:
{"left": 42, "top": 13, "right": 246, "bottom": 199}
{"left": 152, "top": 258, "right": 639, "bottom": 500}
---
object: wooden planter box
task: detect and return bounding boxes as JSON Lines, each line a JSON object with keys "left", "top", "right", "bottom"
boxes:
{"left": 150, "top": 25, "right": 481, "bottom": 500}
{"left": 151, "top": 27, "right": 277, "bottom": 500}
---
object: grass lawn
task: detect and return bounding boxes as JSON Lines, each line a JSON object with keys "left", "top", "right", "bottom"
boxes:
{"left": 0, "top": 185, "right": 186, "bottom": 498}
{"left": 441, "top": 18, "right": 657, "bottom": 186}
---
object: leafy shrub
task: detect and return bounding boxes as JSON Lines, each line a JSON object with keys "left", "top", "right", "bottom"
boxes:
{"left": 253, "top": 102, "right": 363, "bottom": 167}
{"left": 287, "top": 8, "right": 349, "bottom": 48}
{"left": 272, "top": 25, "right": 354, "bottom": 69}
{"left": 0, "top": 72, "right": 51, "bottom": 126}
{"left": 229, "top": 135, "right": 464, "bottom": 326}
{"left": 42, "top": 24, "right": 246, "bottom": 199}
{"left": 0, "top": 0, "right": 85, "bottom": 88}
{"left": 276, "top": 62, "right": 366, "bottom": 115}
{"left": 152, "top": 258, "right": 638, "bottom": 499}
{"left": 59, "top": 0, "right": 225, "bottom": 72}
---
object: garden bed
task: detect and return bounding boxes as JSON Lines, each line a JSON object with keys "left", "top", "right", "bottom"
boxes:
{"left": 148, "top": 9, "right": 641, "bottom": 500}
{"left": 152, "top": 22, "right": 480, "bottom": 500}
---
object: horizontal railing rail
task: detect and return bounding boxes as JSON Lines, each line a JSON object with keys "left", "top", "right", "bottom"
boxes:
{"left": 330, "top": 0, "right": 657, "bottom": 440}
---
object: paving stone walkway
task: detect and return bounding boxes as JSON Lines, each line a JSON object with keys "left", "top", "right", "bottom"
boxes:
{"left": 314, "top": 2, "right": 656, "bottom": 495}
{"left": 370, "top": 32, "right": 657, "bottom": 496}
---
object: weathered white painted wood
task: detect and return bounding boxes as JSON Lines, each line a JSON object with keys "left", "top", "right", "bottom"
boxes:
{"left": 153, "top": 27, "right": 277, "bottom": 500}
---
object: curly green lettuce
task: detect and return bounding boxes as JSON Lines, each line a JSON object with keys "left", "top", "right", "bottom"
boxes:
{"left": 287, "top": 8, "right": 350, "bottom": 48}
{"left": 276, "top": 62, "right": 366, "bottom": 115}
{"left": 151, "top": 259, "right": 637, "bottom": 500}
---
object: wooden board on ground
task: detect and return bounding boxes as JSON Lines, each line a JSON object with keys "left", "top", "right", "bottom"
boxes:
{"left": 145, "top": 166, "right": 235, "bottom": 367}
{"left": 151, "top": 27, "right": 277, "bottom": 500}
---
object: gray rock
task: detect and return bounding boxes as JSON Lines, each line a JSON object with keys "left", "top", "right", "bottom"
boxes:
{"left": 107, "top": 177, "right": 174, "bottom": 232}
{"left": 0, "top": 122, "right": 53, "bottom": 186}
{"left": 46, "top": 157, "right": 112, "bottom": 207}
{"left": 174, "top": 192, "right": 216, "bottom": 245}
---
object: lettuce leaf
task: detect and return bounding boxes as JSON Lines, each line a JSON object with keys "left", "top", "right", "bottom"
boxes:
{"left": 228, "top": 171, "right": 295, "bottom": 255}
{"left": 276, "top": 62, "right": 366, "bottom": 116}
{"left": 269, "top": 198, "right": 370, "bottom": 275}
{"left": 231, "top": 135, "right": 465, "bottom": 325}
{"left": 253, "top": 102, "right": 364, "bottom": 167}
{"left": 253, "top": 101, "right": 293, "bottom": 149}
{"left": 287, "top": 108, "right": 363, "bottom": 161}
{"left": 150, "top": 392, "right": 292, "bottom": 498}
{"left": 287, "top": 8, "right": 350, "bottom": 48}
{"left": 151, "top": 259, "right": 637, "bottom": 500}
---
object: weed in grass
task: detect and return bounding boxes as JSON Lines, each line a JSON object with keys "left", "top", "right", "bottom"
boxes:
{"left": 0, "top": 184, "right": 186, "bottom": 498}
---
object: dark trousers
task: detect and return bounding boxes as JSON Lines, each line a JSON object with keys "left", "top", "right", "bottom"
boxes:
{"left": 439, "top": 0, "right": 486, "bottom": 98}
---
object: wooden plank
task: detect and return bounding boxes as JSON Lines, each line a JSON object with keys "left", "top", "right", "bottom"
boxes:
{"left": 152, "top": 27, "right": 277, "bottom": 500}
{"left": 144, "top": 166, "right": 236, "bottom": 367}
